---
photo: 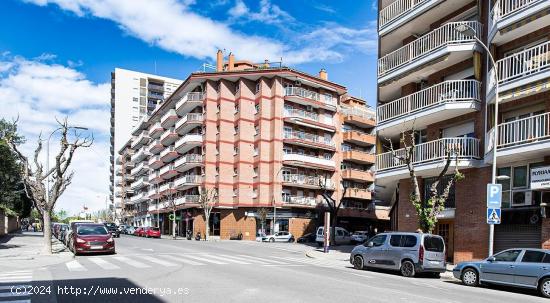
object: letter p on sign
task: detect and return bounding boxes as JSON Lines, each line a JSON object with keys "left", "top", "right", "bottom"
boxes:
{"left": 486, "top": 184, "right": 502, "bottom": 208}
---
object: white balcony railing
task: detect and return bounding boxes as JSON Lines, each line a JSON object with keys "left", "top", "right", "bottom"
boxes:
{"left": 174, "top": 154, "right": 203, "bottom": 168}
{"left": 377, "top": 137, "right": 480, "bottom": 171}
{"left": 174, "top": 195, "right": 200, "bottom": 205}
{"left": 130, "top": 162, "right": 149, "bottom": 176}
{"left": 160, "top": 146, "right": 177, "bottom": 158}
{"left": 379, "top": 0, "right": 428, "bottom": 29}
{"left": 176, "top": 92, "right": 205, "bottom": 111}
{"left": 283, "top": 196, "right": 318, "bottom": 206}
{"left": 175, "top": 134, "right": 203, "bottom": 150}
{"left": 377, "top": 80, "right": 481, "bottom": 122}
{"left": 159, "top": 164, "right": 175, "bottom": 176}
{"left": 283, "top": 131, "right": 334, "bottom": 147}
{"left": 283, "top": 153, "right": 335, "bottom": 168}
{"left": 130, "top": 176, "right": 149, "bottom": 189}
{"left": 497, "top": 112, "right": 550, "bottom": 148}
{"left": 282, "top": 174, "right": 333, "bottom": 188}
{"left": 131, "top": 131, "right": 149, "bottom": 149}
{"left": 149, "top": 122, "right": 164, "bottom": 138}
{"left": 129, "top": 192, "right": 145, "bottom": 203}
{"left": 174, "top": 175, "right": 203, "bottom": 187}
{"left": 491, "top": 0, "right": 541, "bottom": 21}
{"left": 497, "top": 41, "right": 550, "bottom": 84}
{"left": 284, "top": 87, "right": 336, "bottom": 107}
{"left": 378, "top": 21, "right": 482, "bottom": 77}
{"left": 340, "top": 106, "right": 376, "bottom": 121}
{"left": 175, "top": 113, "right": 203, "bottom": 130}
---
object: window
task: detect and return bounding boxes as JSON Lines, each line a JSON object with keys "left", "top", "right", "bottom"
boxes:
{"left": 389, "top": 235, "right": 402, "bottom": 247}
{"left": 402, "top": 235, "right": 417, "bottom": 247}
{"left": 513, "top": 166, "right": 527, "bottom": 188}
{"left": 234, "top": 104, "right": 239, "bottom": 114}
{"left": 233, "top": 188, "right": 237, "bottom": 197}
{"left": 234, "top": 146, "right": 239, "bottom": 155}
{"left": 234, "top": 125, "right": 239, "bottom": 135}
{"left": 215, "top": 167, "right": 219, "bottom": 176}
{"left": 133, "top": 97, "right": 138, "bottom": 102}
{"left": 216, "top": 104, "right": 221, "bottom": 113}
{"left": 254, "top": 146, "right": 259, "bottom": 156}
{"left": 498, "top": 167, "right": 512, "bottom": 208}
{"left": 522, "top": 250, "right": 546, "bottom": 263}
{"left": 255, "top": 82, "right": 261, "bottom": 94}
{"left": 235, "top": 82, "right": 240, "bottom": 93}
{"left": 367, "top": 235, "right": 387, "bottom": 247}
{"left": 493, "top": 250, "right": 521, "bottom": 262}
{"left": 254, "top": 125, "right": 259, "bottom": 136}
{"left": 324, "top": 153, "right": 331, "bottom": 160}
{"left": 253, "top": 167, "right": 258, "bottom": 177}
{"left": 255, "top": 104, "right": 260, "bottom": 114}
{"left": 423, "top": 236, "right": 444, "bottom": 252}
{"left": 233, "top": 167, "right": 238, "bottom": 176}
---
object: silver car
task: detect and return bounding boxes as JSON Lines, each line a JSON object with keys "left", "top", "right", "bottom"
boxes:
{"left": 453, "top": 248, "right": 550, "bottom": 298}
{"left": 350, "top": 232, "right": 446, "bottom": 277}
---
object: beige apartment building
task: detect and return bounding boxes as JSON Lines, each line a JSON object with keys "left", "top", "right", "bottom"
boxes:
{"left": 376, "top": 0, "right": 550, "bottom": 263}
{"left": 115, "top": 52, "right": 388, "bottom": 241}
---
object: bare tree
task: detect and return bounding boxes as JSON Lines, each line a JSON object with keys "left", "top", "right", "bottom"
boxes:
{"left": 197, "top": 186, "right": 218, "bottom": 241}
{"left": 319, "top": 176, "right": 348, "bottom": 246}
{"left": 383, "top": 130, "right": 464, "bottom": 233}
{"left": 6, "top": 118, "right": 92, "bottom": 254}
{"left": 257, "top": 207, "right": 268, "bottom": 235}
{"left": 166, "top": 185, "right": 178, "bottom": 240}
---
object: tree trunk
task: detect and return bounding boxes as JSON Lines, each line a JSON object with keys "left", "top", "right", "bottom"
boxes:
{"left": 42, "top": 210, "right": 52, "bottom": 255}
{"left": 330, "top": 211, "right": 337, "bottom": 246}
{"left": 172, "top": 209, "right": 176, "bottom": 240}
{"left": 205, "top": 213, "right": 210, "bottom": 241}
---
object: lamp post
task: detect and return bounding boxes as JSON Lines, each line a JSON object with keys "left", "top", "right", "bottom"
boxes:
{"left": 273, "top": 167, "right": 284, "bottom": 234}
{"left": 454, "top": 24, "right": 500, "bottom": 256}
{"left": 45, "top": 126, "right": 88, "bottom": 203}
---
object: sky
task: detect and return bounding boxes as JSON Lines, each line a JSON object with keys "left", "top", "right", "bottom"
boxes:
{"left": 0, "top": 0, "right": 379, "bottom": 215}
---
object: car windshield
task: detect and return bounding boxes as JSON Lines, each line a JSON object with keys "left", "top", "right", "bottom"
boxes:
{"left": 151, "top": 228, "right": 160, "bottom": 231}
{"left": 77, "top": 225, "right": 108, "bottom": 235}
{"left": 423, "top": 236, "right": 444, "bottom": 252}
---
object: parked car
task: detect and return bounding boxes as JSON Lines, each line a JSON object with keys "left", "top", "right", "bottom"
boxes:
{"left": 70, "top": 223, "right": 115, "bottom": 255}
{"left": 316, "top": 227, "right": 352, "bottom": 246}
{"left": 125, "top": 226, "right": 135, "bottom": 235}
{"left": 261, "top": 231, "right": 294, "bottom": 242}
{"left": 351, "top": 231, "right": 370, "bottom": 244}
{"left": 133, "top": 227, "right": 144, "bottom": 237}
{"left": 104, "top": 223, "right": 120, "bottom": 238}
{"left": 58, "top": 224, "right": 69, "bottom": 243}
{"left": 297, "top": 232, "right": 316, "bottom": 243}
{"left": 52, "top": 223, "right": 61, "bottom": 239}
{"left": 350, "top": 232, "right": 446, "bottom": 277}
{"left": 256, "top": 232, "right": 267, "bottom": 242}
{"left": 143, "top": 227, "right": 161, "bottom": 238}
{"left": 66, "top": 220, "right": 94, "bottom": 248}
{"left": 453, "top": 248, "right": 550, "bottom": 298}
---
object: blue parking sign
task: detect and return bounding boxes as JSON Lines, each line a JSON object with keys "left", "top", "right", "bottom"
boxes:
{"left": 487, "top": 208, "right": 501, "bottom": 224}
{"left": 487, "top": 184, "right": 502, "bottom": 208}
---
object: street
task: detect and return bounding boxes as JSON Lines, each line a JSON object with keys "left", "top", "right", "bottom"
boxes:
{"left": 0, "top": 233, "right": 545, "bottom": 303}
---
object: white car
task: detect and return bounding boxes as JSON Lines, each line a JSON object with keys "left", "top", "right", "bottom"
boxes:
{"left": 316, "top": 227, "right": 352, "bottom": 246}
{"left": 351, "top": 231, "right": 370, "bottom": 244}
{"left": 262, "top": 231, "right": 294, "bottom": 243}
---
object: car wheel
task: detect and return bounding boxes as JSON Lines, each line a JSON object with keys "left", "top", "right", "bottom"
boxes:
{"left": 353, "top": 255, "right": 364, "bottom": 270}
{"left": 540, "top": 278, "right": 550, "bottom": 298}
{"left": 269, "top": 238, "right": 275, "bottom": 243}
{"left": 400, "top": 260, "right": 416, "bottom": 277}
{"left": 461, "top": 268, "right": 479, "bottom": 287}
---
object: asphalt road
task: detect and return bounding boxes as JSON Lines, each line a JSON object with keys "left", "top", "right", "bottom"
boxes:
{"left": 19, "top": 235, "right": 548, "bottom": 303}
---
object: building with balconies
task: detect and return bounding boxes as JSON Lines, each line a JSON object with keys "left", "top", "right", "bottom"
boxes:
{"left": 376, "top": 0, "right": 550, "bottom": 263}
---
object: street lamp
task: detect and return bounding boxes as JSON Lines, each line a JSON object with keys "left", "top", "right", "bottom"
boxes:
{"left": 454, "top": 23, "right": 500, "bottom": 256}
{"left": 45, "top": 126, "right": 88, "bottom": 203}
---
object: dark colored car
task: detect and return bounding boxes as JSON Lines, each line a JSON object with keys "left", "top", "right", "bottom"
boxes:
{"left": 297, "top": 233, "right": 316, "bottom": 243}
{"left": 58, "top": 224, "right": 69, "bottom": 243}
{"left": 71, "top": 223, "right": 115, "bottom": 255}
{"left": 134, "top": 227, "right": 144, "bottom": 237}
{"left": 104, "top": 223, "right": 120, "bottom": 238}
{"left": 143, "top": 227, "right": 161, "bottom": 238}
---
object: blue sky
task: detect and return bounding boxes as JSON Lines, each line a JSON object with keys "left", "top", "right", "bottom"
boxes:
{"left": 0, "top": 0, "right": 378, "bottom": 214}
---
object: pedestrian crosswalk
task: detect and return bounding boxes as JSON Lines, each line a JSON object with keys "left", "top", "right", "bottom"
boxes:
{"left": 64, "top": 253, "right": 349, "bottom": 272}
{"left": 0, "top": 270, "right": 33, "bottom": 303}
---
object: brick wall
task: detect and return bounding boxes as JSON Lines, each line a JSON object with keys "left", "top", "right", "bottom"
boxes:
{"left": 397, "top": 178, "right": 422, "bottom": 232}
{"left": 289, "top": 218, "right": 315, "bottom": 240}
{"left": 220, "top": 208, "right": 257, "bottom": 241}
{"left": 542, "top": 218, "right": 550, "bottom": 249}
{"left": 7, "top": 216, "right": 18, "bottom": 233}
{"left": 193, "top": 211, "right": 206, "bottom": 238}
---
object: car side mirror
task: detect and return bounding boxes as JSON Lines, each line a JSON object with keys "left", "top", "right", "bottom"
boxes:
{"left": 367, "top": 241, "right": 374, "bottom": 248}
{"left": 488, "top": 256, "right": 496, "bottom": 262}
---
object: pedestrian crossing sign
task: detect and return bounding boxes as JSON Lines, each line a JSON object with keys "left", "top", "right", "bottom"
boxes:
{"left": 487, "top": 208, "right": 501, "bottom": 224}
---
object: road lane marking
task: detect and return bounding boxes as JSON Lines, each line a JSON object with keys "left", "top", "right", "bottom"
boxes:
{"left": 202, "top": 254, "right": 250, "bottom": 264}
{"left": 237, "top": 255, "right": 288, "bottom": 264}
{"left": 181, "top": 255, "right": 228, "bottom": 264}
{"left": 0, "top": 285, "right": 32, "bottom": 291}
{"left": 0, "top": 276, "right": 32, "bottom": 282}
{"left": 0, "top": 290, "right": 31, "bottom": 297}
{"left": 112, "top": 256, "right": 151, "bottom": 268}
{"left": 0, "top": 300, "right": 31, "bottom": 303}
{"left": 66, "top": 260, "right": 87, "bottom": 272}
{"left": 161, "top": 254, "right": 206, "bottom": 266}
{"left": 89, "top": 258, "right": 121, "bottom": 270}
{"left": 261, "top": 264, "right": 305, "bottom": 267}
{"left": 217, "top": 254, "right": 270, "bottom": 264}
{"left": 135, "top": 255, "right": 177, "bottom": 267}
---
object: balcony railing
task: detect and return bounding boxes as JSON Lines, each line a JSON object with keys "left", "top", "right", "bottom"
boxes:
{"left": 130, "top": 162, "right": 149, "bottom": 176}
{"left": 176, "top": 113, "right": 203, "bottom": 128}
{"left": 283, "top": 196, "right": 318, "bottom": 206}
{"left": 174, "top": 175, "right": 203, "bottom": 187}
{"left": 283, "top": 131, "right": 334, "bottom": 147}
{"left": 497, "top": 112, "right": 550, "bottom": 148}
{"left": 174, "top": 195, "right": 200, "bottom": 205}
{"left": 282, "top": 174, "right": 333, "bottom": 188}
{"left": 283, "top": 152, "right": 335, "bottom": 168}
{"left": 159, "top": 164, "right": 176, "bottom": 176}
{"left": 340, "top": 106, "right": 376, "bottom": 121}
{"left": 377, "top": 137, "right": 481, "bottom": 171}
{"left": 176, "top": 92, "right": 205, "bottom": 112}
{"left": 160, "top": 145, "right": 177, "bottom": 159}
{"left": 284, "top": 87, "right": 336, "bottom": 107}
{"left": 378, "top": 21, "right": 482, "bottom": 77}
{"left": 377, "top": 80, "right": 482, "bottom": 122}
{"left": 497, "top": 41, "right": 550, "bottom": 85}
{"left": 491, "top": 0, "right": 541, "bottom": 20}
{"left": 379, "top": 0, "right": 427, "bottom": 29}
{"left": 174, "top": 154, "right": 203, "bottom": 169}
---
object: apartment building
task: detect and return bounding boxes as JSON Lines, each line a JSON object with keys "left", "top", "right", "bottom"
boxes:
{"left": 110, "top": 68, "right": 183, "bottom": 218}
{"left": 376, "top": 0, "right": 550, "bottom": 263}
{"left": 115, "top": 51, "right": 388, "bottom": 240}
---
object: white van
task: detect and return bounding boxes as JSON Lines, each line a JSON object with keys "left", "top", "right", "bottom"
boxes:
{"left": 316, "top": 226, "right": 352, "bottom": 246}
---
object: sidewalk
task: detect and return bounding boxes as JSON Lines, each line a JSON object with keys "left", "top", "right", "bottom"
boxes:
{"left": 0, "top": 231, "right": 73, "bottom": 271}
{"left": 305, "top": 248, "right": 456, "bottom": 280}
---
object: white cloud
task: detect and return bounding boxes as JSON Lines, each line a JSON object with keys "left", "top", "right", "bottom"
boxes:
{"left": 229, "top": 0, "right": 294, "bottom": 25}
{"left": 0, "top": 54, "right": 110, "bottom": 215}
{"left": 303, "top": 22, "right": 379, "bottom": 56}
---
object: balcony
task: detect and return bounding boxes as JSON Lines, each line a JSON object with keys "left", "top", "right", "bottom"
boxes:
{"left": 344, "top": 188, "right": 372, "bottom": 200}
{"left": 283, "top": 131, "right": 335, "bottom": 151}
{"left": 159, "top": 182, "right": 177, "bottom": 196}
{"left": 130, "top": 176, "right": 149, "bottom": 190}
{"left": 175, "top": 113, "right": 203, "bottom": 135}
{"left": 160, "top": 145, "right": 179, "bottom": 162}
{"left": 148, "top": 188, "right": 161, "bottom": 199}
{"left": 341, "top": 107, "right": 376, "bottom": 128}
{"left": 282, "top": 174, "right": 333, "bottom": 190}
{"left": 130, "top": 148, "right": 150, "bottom": 164}
{"left": 343, "top": 130, "right": 375, "bottom": 146}
{"left": 148, "top": 155, "right": 164, "bottom": 170}
{"left": 149, "top": 122, "right": 164, "bottom": 139}
{"left": 488, "top": 112, "right": 550, "bottom": 163}
{"left": 282, "top": 196, "right": 318, "bottom": 207}
{"left": 175, "top": 154, "right": 203, "bottom": 172}
{"left": 377, "top": 80, "right": 482, "bottom": 138}
{"left": 176, "top": 92, "right": 204, "bottom": 116}
{"left": 160, "top": 127, "right": 179, "bottom": 146}
{"left": 342, "top": 150, "right": 375, "bottom": 165}
{"left": 149, "top": 171, "right": 163, "bottom": 185}
{"left": 282, "top": 153, "right": 335, "bottom": 171}
{"left": 284, "top": 87, "right": 337, "bottom": 111}
{"left": 131, "top": 131, "right": 150, "bottom": 150}
{"left": 160, "top": 164, "right": 178, "bottom": 179}
{"left": 174, "top": 175, "right": 203, "bottom": 190}
{"left": 148, "top": 83, "right": 164, "bottom": 92}
{"left": 489, "top": 41, "right": 550, "bottom": 103}
{"left": 342, "top": 169, "right": 374, "bottom": 183}
{"left": 283, "top": 108, "right": 335, "bottom": 132}
{"left": 378, "top": 21, "right": 482, "bottom": 100}
{"left": 174, "top": 195, "right": 200, "bottom": 205}
{"left": 161, "top": 109, "right": 179, "bottom": 129}
{"left": 489, "top": 0, "right": 550, "bottom": 45}
{"left": 175, "top": 134, "right": 203, "bottom": 154}
{"left": 148, "top": 139, "right": 164, "bottom": 155}
{"left": 130, "top": 162, "right": 149, "bottom": 177}
{"left": 129, "top": 192, "right": 146, "bottom": 204}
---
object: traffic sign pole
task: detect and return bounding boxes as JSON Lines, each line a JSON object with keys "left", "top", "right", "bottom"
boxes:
{"left": 486, "top": 184, "right": 502, "bottom": 256}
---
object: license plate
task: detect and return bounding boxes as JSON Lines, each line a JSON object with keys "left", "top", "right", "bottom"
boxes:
{"left": 90, "top": 245, "right": 103, "bottom": 250}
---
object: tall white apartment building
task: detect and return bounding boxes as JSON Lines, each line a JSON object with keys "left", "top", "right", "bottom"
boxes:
{"left": 110, "top": 68, "right": 183, "bottom": 212}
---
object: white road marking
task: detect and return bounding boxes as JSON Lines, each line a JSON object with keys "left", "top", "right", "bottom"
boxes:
{"left": 135, "top": 255, "right": 177, "bottom": 267}
{"left": 0, "top": 300, "right": 31, "bottom": 303}
{"left": 112, "top": 256, "right": 151, "bottom": 268}
{"left": 0, "top": 290, "right": 31, "bottom": 297}
{"left": 202, "top": 254, "right": 251, "bottom": 264}
{"left": 66, "top": 260, "right": 87, "bottom": 272}
{"left": 0, "top": 285, "right": 32, "bottom": 291}
{"left": 237, "top": 255, "right": 288, "bottom": 264}
{"left": 182, "top": 255, "right": 228, "bottom": 265}
{"left": 0, "top": 276, "right": 32, "bottom": 282}
{"left": 217, "top": 254, "right": 270, "bottom": 264}
{"left": 89, "top": 258, "right": 121, "bottom": 270}
{"left": 161, "top": 254, "right": 206, "bottom": 266}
